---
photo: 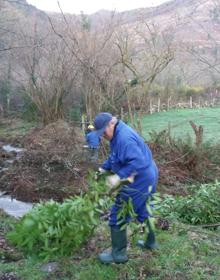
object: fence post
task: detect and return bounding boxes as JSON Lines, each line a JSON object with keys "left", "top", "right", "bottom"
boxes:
{"left": 212, "top": 98, "right": 215, "bottom": 106}
{"left": 167, "top": 96, "right": 171, "bottom": 111}
{"left": 120, "top": 107, "right": 124, "bottom": 120}
{"left": 82, "top": 114, "right": 86, "bottom": 133}
{"left": 150, "top": 99, "right": 153, "bottom": 114}
{"left": 157, "top": 97, "right": 160, "bottom": 112}
{"left": 189, "top": 96, "right": 193, "bottom": 108}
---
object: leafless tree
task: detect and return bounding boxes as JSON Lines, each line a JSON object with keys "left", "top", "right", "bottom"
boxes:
{"left": 48, "top": 10, "right": 123, "bottom": 121}
{"left": 114, "top": 19, "right": 174, "bottom": 133}
{"left": 13, "top": 19, "right": 79, "bottom": 125}
{"left": 187, "top": 0, "right": 220, "bottom": 79}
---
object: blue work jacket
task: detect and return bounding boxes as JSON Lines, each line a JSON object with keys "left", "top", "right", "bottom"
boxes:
{"left": 102, "top": 121, "right": 158, "bottom": 193}
{"left": 86, "top": 131, "right": 100, "bottom": 149}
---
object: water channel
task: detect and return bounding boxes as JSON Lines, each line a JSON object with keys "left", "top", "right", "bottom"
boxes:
{"left": 0, "top": 144, "right": 33, "bottom": 218}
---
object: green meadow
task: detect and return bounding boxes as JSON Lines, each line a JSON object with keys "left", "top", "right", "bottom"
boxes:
{"left": 141, "top": 107, "right": 220, "bottom": 143}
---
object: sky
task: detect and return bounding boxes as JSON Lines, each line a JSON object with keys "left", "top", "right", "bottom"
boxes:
{"left": 27, "top": 0, "right": 169, "bottom": 15}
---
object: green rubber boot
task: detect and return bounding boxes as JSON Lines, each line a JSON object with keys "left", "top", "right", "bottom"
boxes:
{"left": 99, "top": 227, "right": 128, "bottom": 264}
{"left": 137, "top": 220, "right": 158, "bottom": 250}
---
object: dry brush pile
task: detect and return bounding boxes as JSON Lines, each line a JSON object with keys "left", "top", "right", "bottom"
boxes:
{"left": 0, "top": 120, "right": 92, "bottom": 202}
{"left": 150, "top": 124, "right": 220, "bottom": 195}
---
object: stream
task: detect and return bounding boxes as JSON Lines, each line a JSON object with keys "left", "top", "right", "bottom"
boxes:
{"left": 0, "top": 144, "right": 33, "bottom": 218}
{"left": 0, "top": 193, "right": 32, "bottom": 218}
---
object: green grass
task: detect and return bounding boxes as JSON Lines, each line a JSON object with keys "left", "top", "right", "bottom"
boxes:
{"left": 141, "top": 107, "right": 220, "bottom": 143}
{"left": 0, "top": 209, "right": 15, "bottom": 233}
{"left": 1, "top": 229, "right": 219, "bottom": 280}
{"left": 0, "top": 118, "right": 35, "bottom": 140}
{"left": 1, "top": 212, "right": 220, "bottom": 280}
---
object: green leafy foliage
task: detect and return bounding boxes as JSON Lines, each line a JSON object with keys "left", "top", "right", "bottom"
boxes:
{"left": 7, "top": 174, "right": 161, "bottom": 259}
{"left": 116, "top": 186, "right": 160, "bottom": 231}
{"left": 117, "top": 197, "right": 137, "bottom": 229}
{"left": 7, "top": 176, "right": 112, "bottom": 260}
{"left": 67, "top": 106, "right": 81, "bottom": 122}
{"left": 21, "top": 95, "right": 39, "bottom": 122}
{"left": 157, "top": 181, "right": 220, "bottom": 225}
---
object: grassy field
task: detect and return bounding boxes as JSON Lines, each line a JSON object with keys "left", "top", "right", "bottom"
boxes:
{"left": 0, "top": 211, "right": 220, "bottom": 280}
{"left": 0, "top": 118, "right": 35, "bottom": 140}
{"left": 141, "top": 107, "right": 220, "bottom": 143}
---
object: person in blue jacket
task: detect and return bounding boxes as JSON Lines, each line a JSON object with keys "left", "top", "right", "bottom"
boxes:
{"left": 94, "top": 112, "right": 159, "bottom": 264}
{"left": 85, "top": 124, "right": 100, "bottom": 162}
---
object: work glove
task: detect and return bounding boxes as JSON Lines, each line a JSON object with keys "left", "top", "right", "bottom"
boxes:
{"left": 106, "top": 174, "right": 121, "bottom": 188}
{"left": 94, "top": 167, "right": 107, "bottom": 180}
{"left": 106, "top": 174, "right": 135, "bottom": 189}
{"left": 98, "top": 167, "right": 107, "bottom": 174}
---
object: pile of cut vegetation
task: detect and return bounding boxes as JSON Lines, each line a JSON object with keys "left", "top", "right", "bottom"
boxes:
{"left": 0, "top": 120, "right": 92, "bottom": 202}
{"left": 21, "top": 119, "right": 85, "bottom": 168}
{"left": 149, "top": 129, "right": 220, "bottom": 195}
{"left": 23, "top": 119, "right": 83, "bottom": 152}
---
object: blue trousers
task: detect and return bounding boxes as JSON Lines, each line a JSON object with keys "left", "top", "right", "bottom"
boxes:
{"left": 109, "top": 165, "right": 158, "bottom": 227}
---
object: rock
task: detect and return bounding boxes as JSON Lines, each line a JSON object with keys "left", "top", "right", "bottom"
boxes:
{"left": 0, "top": 272, "right": 19, "bottom": 280}
{"left": 40, "top": 262, "right": 58, "bottom": 273}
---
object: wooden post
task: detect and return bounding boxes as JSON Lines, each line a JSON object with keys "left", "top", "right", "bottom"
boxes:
{"left": 212, "top": 98, "right": 215, "bottom": 107}
{"left": 157, "top": 97, "right": 161, "bottom": 112}
{"left": 167, "top": 96, "right": 171, "bottom": 111}
{"left": 150, "top": 99, "right": 153, "bottom": 114}
{"left": 189, "top": 121, "right": 203, "bottom": 147}
{"left": 82, "top": 114, "right": 85, "bottom": 133}
{"left": 120, "top": 107, "right": 124, "bottom": 120}
{"left": 137, "top": 111, "right": 143, "bottom": 136}
{"left": 189, "top": 96, "right": 193, "bottom": 108}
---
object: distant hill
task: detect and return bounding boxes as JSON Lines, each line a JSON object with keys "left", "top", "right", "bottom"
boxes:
{"left": 2, "top": 0, "right": 47, "bottom": 19}
{"left": 1, "top": 0, "right": 219, "bottom": 87}
{"left": 3, "top": 0, "right": 219, "bottom": 47}
{"left": 87, "top": 0, "right": 219, "bottom": 46}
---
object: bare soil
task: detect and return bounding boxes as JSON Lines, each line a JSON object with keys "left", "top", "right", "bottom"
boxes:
{"left": 0, "top": 120, "right": 96, "bottom": 202}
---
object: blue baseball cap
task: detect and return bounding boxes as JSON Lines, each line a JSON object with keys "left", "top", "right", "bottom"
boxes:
{"left": 94, "top": 112, "right": 112, "bottom": 137}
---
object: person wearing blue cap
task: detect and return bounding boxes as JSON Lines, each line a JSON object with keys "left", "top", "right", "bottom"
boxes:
{"left": 85, "top": 124, "right": 100, "bottom": 163}
{"left": 94, "top": 112, "right": 159, "bottom": 264}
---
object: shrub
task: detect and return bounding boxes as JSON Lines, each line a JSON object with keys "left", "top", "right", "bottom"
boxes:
{"left": 7, "top": 176, "right": 111, "bottom": 260}
{"left": 67, "top": 107, "right": 81, "bottom": 122}
{"left": 157, "top": 181, "right": 220, "bottom": 225}
{"left": 21, "top": 95, "right": 39, "bottom": 122}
